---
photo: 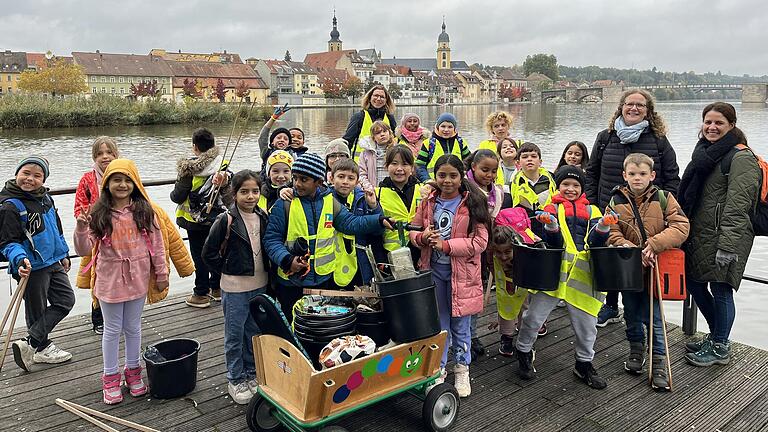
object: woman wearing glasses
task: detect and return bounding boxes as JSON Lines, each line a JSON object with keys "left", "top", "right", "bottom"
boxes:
{"left": 343, "top": 84, "right": 397, "bottom": 162}
{"left": 584, "top": 89, "right": 681, "bottom": 328}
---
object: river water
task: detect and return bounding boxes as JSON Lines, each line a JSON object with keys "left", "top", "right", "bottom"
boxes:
{"left": 1, "top": 101, "right": 767, "bottom": 349}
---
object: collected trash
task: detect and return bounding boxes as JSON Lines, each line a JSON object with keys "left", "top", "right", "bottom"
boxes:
{"left": 142, "top": 345, "right": 166, "bottom": 363}
{"left": 319, "top": 335, "right": 376, "bottom": 370}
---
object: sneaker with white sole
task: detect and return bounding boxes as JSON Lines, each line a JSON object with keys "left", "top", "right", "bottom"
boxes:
{"left": 186, "top": 294, "right": 211, "bottom": 308}
{"left": 228, "top": 381, "right": 253, "bottom": 404}
{"left": 102, "top": 373, "right": 123, "bottom": 405}
{"left": 124, "top": 366, "right": 148, "bottom": 397}
{"left": 246, "top": 378, "right": 259, "bottom": 395}
{"left": 426, "top": 368, "right": 446, "bottom": 393}
{"left": 454, "top": 364, "right": 471, "bottom": 397}
{"left": 210, "top": 288, "right": 222, "bottom": 301}
{"left": 12, "top": 339, "right": 35, "bottom": 372}
{"left": 33, "top": 342, "right": 72, "bottom": 364}
{"left": 596, "top": 305, "right": 623, "bottom": 328}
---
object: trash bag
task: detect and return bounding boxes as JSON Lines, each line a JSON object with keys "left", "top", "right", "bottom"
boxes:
{"left": 319, "top": 335, "right": 376, "bottom": 370}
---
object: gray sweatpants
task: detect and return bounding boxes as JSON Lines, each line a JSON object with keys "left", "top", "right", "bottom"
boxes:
{"left": 516, "top": 291, "right": 597, "bottom": 362}
{"left": 23, "top": 263, "right": 75, "bottom": 347}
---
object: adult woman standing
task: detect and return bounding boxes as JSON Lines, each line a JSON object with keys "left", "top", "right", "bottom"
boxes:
{"left": 343, "top": 84, "right": 397, "bottom": 162}
{"left": 678, "top": 102, "right": 759, "bottom": 367}
{"left": 585, "top": 89, "right": 680, "bottom": 326}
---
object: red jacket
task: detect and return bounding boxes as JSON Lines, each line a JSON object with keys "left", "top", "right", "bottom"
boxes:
{"left": 74, "top": 170, "right": 100, "bottom": 217}
{"left": 409, "top": 191, "right": 488, "bottom": 317}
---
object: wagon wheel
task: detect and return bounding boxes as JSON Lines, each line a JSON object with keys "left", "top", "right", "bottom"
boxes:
{"left": 246, "top": 394, "right": 282, "bottom": 432}
{"left": 318, "top": 426, "right": 349, "bottom": 432}
{"left": 422, "top": 383, "right": 460, "bottom": 431}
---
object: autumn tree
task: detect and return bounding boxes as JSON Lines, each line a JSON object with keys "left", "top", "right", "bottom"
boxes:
{"left": 523, "top": 53, "right": 559, "bottom": 81}
{"left": 130, "top": 79, "right": 161, "bottom": 98}
{"left": 341, "top": 76, "right": 363, "bottom": 99}
{"left": 320, "top": 77, "right": 343, "bottom": 99}
{"left": 388, "top": 83, "right": 402, "bottom": 99}
{"left": 235, "top": 80, "right": 250, "bottom": 99}
{"left": 214, "top": 78, "right": 227, "bottom": 102}
{"left": 498, "top": 84, "right": 526, "bottom": 101}
{"left": 18, "top": 59, "right": 88, "bottom": 96}
{"left": 182, "top": 78, "right": 202, "bottom": 98}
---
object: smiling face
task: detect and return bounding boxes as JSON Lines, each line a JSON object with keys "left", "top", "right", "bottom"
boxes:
{"left": 272, "top": 132, "right": 290, "bottom": 150}
{"left": 564, "top": 144, "right": 583, "bottom": 167}
{"left": 436, "top": 121, "right": 456, "bottom": 139}
{"left": 94, "top": 143, "right": 117, "bottom": 171}
{"left": 623, "top": 162, "right": 656, "bottom": 194}
{"left": 558, "top": 178, "right": 582, "bottom": 201}
{"left": 370, "top": 89, "right": 387, "bottom": 109}
{"left": 236, "top": 179, "right": 261, "bottom": 212}
{"left": 494, "top": 243, "right": 514, "bottom": 271}
{"left": 500, "top": 140, "right": 517, "bottom": 164}
{"left": 386, "top": 153, "right": 413, "bottom": 187}
{"left": 435, "top": 163, "right": 461, "bottom": 197}
{"left": 290, "top": 129, "right": 304, "bottom": 148}
{"left": 621, "top": 92, "right": 648, "bottom": 126}
{"left": 702, "top": 110, "right": 735, "bottom": 143}
{"left": 492, "top": 120, "right": 509, "bottom": 140}
{"left": 332, "top": 169, "right": 358, "bottom": 198}
{"left": 107, "top": 173, "right": 135, "bottom": 203}
{"left": 269, "top": 163, "right": 291, "bottom": 187}
{"left": 404, "top": 117, "right": 420, "bottom": 132}
{"left": 472, "top": 156, "right": 498, "bottom": 188}
{"left": 15, "top": 164, "right": 45, "bottom": 192}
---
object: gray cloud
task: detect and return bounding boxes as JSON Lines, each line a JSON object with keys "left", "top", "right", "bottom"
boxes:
{"left": 2, "top": 0, "right": 766, "bottom": 76}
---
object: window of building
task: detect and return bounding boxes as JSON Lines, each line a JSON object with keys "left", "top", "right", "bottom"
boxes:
{"left": 120, "top": 88, "right": 125, "bottom": 94}
{"left": 111, "top": 88, "right": 116, "bottom": 94}
{"left": 92, "top": 76, "right": 98, "bottom": 82}
{"left": 102, "top": 87, "right": 106, "bottom": 93}
{"left": 110, "top": 76, "right": 115, "bottom": 83}
{"left": 6, "top": 75, "right": 10, "bottom": 82}
{"left": 442, "top": 53, "right": 446, "bottom": 60}
{"left": 119, "top": 77, "right": 124, "bottom": 83}
{"left": 101, "top": 76, "right": 106, "bottom": 82}
{"left": 442, "top": 61, "right": 446, "bottom": 68}
{"left": 92, "top": 87, "right": 97, "bottom": 93}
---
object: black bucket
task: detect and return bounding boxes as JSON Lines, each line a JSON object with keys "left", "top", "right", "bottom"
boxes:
{"left": 590, "top": 246, "right": 644, "bottom": 292}
{"left": 512, "top": 244, "right": 563, "bottom": 291}
{"left": 294, "top": 312, "right": 356, "bottom": 329}
{"left": 378, "top": 272, "right": 440, "bottom": 343}
{"left": 356, "top": 309, "right": 390, "bottom": 346}
{"left": 143, "top": 338, "right": 200, "bottom": 399}
{"left": 294, "top": 305, "right": 355, "bottom": 322}
{"left": 293, "top": 318, "right": 357, "bottom": 338}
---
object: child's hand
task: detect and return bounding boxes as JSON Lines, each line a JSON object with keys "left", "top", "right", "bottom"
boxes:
{"left": 212, "top": 171, "right": 230, "bottom": 186}
{"left": 156, "top": 279, "right": 169, "bottom": 290}
{"left": 279, "top": 188, "right": 294, "bottom": 201}
{"left": 272, "top": 103, "right": 291, "bottom": 120}
{"left": 60, "top": 258, "right": 71, "bottom": 273}
{"left": 535, "top": 210, "right": 555, "bottom": 225}
{"left": 18, "top": 258, "right": 31, "bottom": 278}
{"left": 600, "top": 211, "right": 619, "bottom": 226}
{"left": 641, "top": 244, "right": 656, "bottom": 267}
{"left": 364, "top": 185, "right": 377, "bottom": 208}
{"left": 290, "top": 256, "right": 309, "bottom": 274}
{"left": 429, "top": 235, "right": 444, "bottom": 251}
{"left": 420, "top": 225, "right": 436, "bottom": 246}
{"left": 76, "top": 205, "right": 91, "bottom": 230}
{"left": 420, "top": 184, "right": 435, "bottom": 197}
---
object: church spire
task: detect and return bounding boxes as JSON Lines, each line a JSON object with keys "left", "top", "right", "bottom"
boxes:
{"left": 328, "top": 9, "right": 342, "bottom": 51}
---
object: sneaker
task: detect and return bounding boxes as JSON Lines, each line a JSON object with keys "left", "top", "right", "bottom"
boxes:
{"left": 210, "top": 288, "right": 222, "bottom": 301}
{"left": 228, "top": 381, "right": 253, "bottom": 404}
{"left": 596, "top": 305, "right": 623, "bottom": 327}
{"left": 685, "top": 342, "right": 730, "bottom": 367}
{"left": 33, "top": 342, "right": 72, "bottom": 364}
{"left": 685, "top": 335, "right": 727, "bottom": 353}
{"left": 537, "top": 324, "right": 548, "bottom": 337}
{"left": 453, "top": 364, "right": 471, "bottom": 397}
{"left": 515, "top": 348, "right": 536, "bottom": 380}
{"left": 573, "top": 361, "right": 607, "bottom": 390}
{"left": 624, "top": 342, "right": 646, "bottom": 375}
{"left": 124, "top": 366, "right": 148, "bottom": 397}
{"left": 12, "top": 339, "right": 35, "bottom": 372}
{"left": 651, "top": 355, "right": 670, "bottom": 391}
{"left": 246, "top": 378, "right": 259, "bottom": 395}
{"left": 186, "top": 294, "right": 211, "bottom": 308}
{"left": 499, "top": 335, "right": 515, "bottom": 357}
{"left": 102, "top": 373, "right": 123, "bottom": 405}
{"left": 93, "top": 324, "right": 104, "bottom": 335}
{"left": 426, "top": 368, "right": 446, "bottom": 393}
{"left": 471, "top": 337, "right": 486, "bottom": 361}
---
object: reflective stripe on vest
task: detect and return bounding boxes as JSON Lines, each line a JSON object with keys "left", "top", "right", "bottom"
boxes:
{"left": 544, "top": 203, "right": 605, "bottom": 317}
{"left": 493, "top": 256, "right": 528, "bottom": 321}
{"left": 425, "top": 137, "right": 465, "bottom": 179}
{"left": 277, "top": 195, "right": 337, "bottom": 280}
{"left": 510, "top": 168, "right": 556, "bottom": 210}
{"left": 353, "top": 111, "right": 390, "bottom": 162}
{"left": 333, "top": 193, "right": 358, "bottom": 286}
{"left": 175, "top": 174, "right": 209, "bottom": 223}
{"left": 377, "top": 185, "right": 422, "bottom": 252}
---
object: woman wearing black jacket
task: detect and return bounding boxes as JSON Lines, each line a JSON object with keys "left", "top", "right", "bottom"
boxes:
{"left": 343, "top": 84, "right": 397, "bottom": 161}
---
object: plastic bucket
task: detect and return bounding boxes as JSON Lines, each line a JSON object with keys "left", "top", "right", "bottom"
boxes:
{"left": 294, "top": 305, "right": 355, "bottom": 322}
{"left": 143, "top": 338, "right": 200, "bottom": 399}
{"left": 293, "top": 318, "right": 357, "bottom": 338}
{"left": 294, "top": 312, "right": 356, "bottom": 328}
{"left": 356, "top": 309, "right": 389, "bottom": 346}
{"left": 378, "top": 272, "right": 440, "bottom": 343}
{"left": 512, "top": 244, "right": 563, "bottom": 291}
{"left": 590, "top": 246, "right": 644, "bottom": 292}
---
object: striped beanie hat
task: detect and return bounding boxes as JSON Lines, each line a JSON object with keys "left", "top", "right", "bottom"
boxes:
{"left": 291, "top": 152, "right": 326, "bottom": 181}
{"left": 16, "top": 156, "right": 50, "bottom": 180}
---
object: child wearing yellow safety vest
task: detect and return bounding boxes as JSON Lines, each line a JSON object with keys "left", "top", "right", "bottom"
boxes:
{"left": 497, "top": 138, "right": 519, "bottom": 188}
{"left": 415, "top": 113, "right": 471, "bottom": 182}
{"left": 510, "top": 142, "right": 557, "bottom": 238}
{"left": 264, "top": 153, "right": 388, "bottom": 320}
{"left": 514, "top": 165, "right": 618, "bottom": 390}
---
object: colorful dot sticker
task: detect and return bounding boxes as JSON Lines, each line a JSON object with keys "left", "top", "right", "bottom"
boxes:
{"left": 362, "top": 359, "right": 378, "bottom": 378}
{"left": 387, "top": 357, "right": 404, "bottom": 376}
{"left": 346, "top": 371, "right": 364, "bottom": 390}
{"left": 377, "top": 354, "right": 393, "bottom": 373}
{"left": 333, "top": 385, "right": 351, "bottom": 403}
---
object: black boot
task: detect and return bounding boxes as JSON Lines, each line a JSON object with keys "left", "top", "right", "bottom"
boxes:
{"left": 574, "top": 361, "right": 607, "bottom": 389}
{"left": 515, "top": 348, "right": 536, "bottom": 380}
{"left": 92, "top": 305, "right": 104, "bottom": 335}
{"left": 471, "top": 337, "right": 486, "bottom": 361}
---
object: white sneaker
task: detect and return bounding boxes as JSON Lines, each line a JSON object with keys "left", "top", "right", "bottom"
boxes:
{"left": 426, "top": 368, "right": 446, "bottom": 393}
{"left": 228, "top": 382, "right": 253, "bottom": 405}
{"left": 12, "top": 339, "right": 35, "bottom": 372}
{"left": 33, "top": 343, "right": 72, "bottom": 364}
{"left": 454, "top": 364, "right": 471, "bottom": 398}
{"left": 246, "top": 378, "right": 259, "bottom": 395}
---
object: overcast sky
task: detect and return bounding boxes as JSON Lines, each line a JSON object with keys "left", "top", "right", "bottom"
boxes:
{"left": 2, "top": 0, "right": 766, "bottom": 77}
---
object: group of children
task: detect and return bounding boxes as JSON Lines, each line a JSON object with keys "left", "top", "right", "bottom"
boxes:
{"left": 0, "top": 108, "right": 689, "bottom": 408}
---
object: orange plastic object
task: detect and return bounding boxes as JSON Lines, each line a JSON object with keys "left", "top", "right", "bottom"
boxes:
{"left": 655, "top": 249, "right": 686, "bottom": 301}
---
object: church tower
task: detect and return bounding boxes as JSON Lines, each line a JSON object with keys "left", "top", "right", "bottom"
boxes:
{"left": 328, "top": 11, "right": 342, "bottom": 52}
{"left": 436, "top": 18, "right": 451, "bottom": 70}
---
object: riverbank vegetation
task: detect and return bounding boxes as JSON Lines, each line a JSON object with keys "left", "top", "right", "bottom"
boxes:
{"left": 0, "top": 94, "right": 271, "bottom": 129}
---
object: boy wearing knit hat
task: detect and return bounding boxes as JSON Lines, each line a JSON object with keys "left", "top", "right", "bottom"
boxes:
{"left": 264, "top": 153, "right": 389, "bottom": 320}
{"left": 324, "top": 138, "right": 351, "bottom": 183}
{"left": 513, "top": 165, "right": 617, "bottom": 390}
{"left": 415, "top": 112, "right": 470, "bottom": 182}
{"left": 0, "top": 156, "right": 75, "bottom": 372}
{"left": 261, "top": 150, "right": 294, "bottom": 211}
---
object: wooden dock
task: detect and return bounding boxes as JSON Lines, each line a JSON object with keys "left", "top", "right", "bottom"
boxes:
{"left": 2, "top": 287, "right": 767, "bottom": 432}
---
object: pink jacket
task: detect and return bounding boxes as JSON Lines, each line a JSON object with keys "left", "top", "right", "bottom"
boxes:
{"left": 409, "top": 191, "right": 488, "bottom": 317}
{"left": 74, "top": 205, "right": 168, "bottom": 303}
{"left": 357, "top": 136, "right": 389, "bottom": 190}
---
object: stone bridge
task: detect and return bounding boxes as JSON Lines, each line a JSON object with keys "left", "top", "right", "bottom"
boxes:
{"left": 531, "top": 83, "right": 768, "bottom": 104}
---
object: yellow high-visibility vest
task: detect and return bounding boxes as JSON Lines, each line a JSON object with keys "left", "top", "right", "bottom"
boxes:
{"left": 377, "top": 184, "right": 422, "bottom": 252}
{"left": 510, "top": 168, "right": 556, "bottom": 210}
{"left": 353, "top": 111, "right": 390, "bottom": 163}
{"left": 425, "top": 136, "right": 467, "bottom": 179}
{"left": 493, "top": 256, "right": 528, "bottom": 320}
{"left": 333, "top": 193, "right": 358, "bottom": 286}
{"left": 277, "top": 194, "right": 337, "bottom": 280}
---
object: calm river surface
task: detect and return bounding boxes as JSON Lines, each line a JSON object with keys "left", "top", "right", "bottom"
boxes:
{"left": 1, "top": 101, "right": 767, "bottom": 349}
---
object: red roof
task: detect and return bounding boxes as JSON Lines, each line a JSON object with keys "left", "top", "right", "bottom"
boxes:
{"left": 304, "top": 51, "right": 347, "bottom": 71}
{"left": 166, "top": 61, "right": 267, "bottom": 88}
{"left": 317, "top": 68, "right": 350, "bottom": 85}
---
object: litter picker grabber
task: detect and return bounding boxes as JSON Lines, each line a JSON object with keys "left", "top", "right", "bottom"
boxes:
{"left": 0, "top": 276, "right": 29, "bottom": 373}
{"left": 648, "top": 261, "right": 673, "bottom": 390}
{"left": 55, "top": 398, "right": 160, "bottom": 432}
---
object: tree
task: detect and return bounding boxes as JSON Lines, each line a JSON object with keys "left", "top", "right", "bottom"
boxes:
{"left": 129, "top": 79, "right": 161, "bottom": 98}
{"left": 18, "top": 59, "right": 88, "bottom": 96}
{"left": 214, "top": 78, "right": 227, "bottom": 102}
{"left": 388, "top": 83, "right": 402, "bottom": 99}
{"left": 182, "top": 78, "right": 202, "bottom": 98}
{"left": 284, "top": 50, "right": 292, "bottom": 62}
{"left": 523, "top": 54, "right": 559, "bottom": 81}
{"left": 235, "top": 80, "right": 250, "bottom": 99}
{"left": 342, "top": 76, "right": 363, "bottom": 99}
{"left": 363, "top": 78, "right": 382, "bottom": 94}
{"left": 320, "top": 77, "right": 344, "bottom": 99}
{"left": 498, "top": 84, "right": 525, "bottom": 101}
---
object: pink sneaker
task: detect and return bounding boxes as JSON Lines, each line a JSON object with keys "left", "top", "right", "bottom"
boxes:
{"left": 124, "top": 366, "right": 148, "bottom": 397}
{"left": 102, "top": 373, "right": 123, "bottom": 404}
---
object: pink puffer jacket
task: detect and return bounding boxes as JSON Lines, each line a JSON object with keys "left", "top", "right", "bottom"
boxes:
{"left": 409, "top": 191, "right": 488, "bottom": 317}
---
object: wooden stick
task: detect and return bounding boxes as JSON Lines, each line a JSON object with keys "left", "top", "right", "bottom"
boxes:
{"left": 648, "top": 269, "right": 654, "bottom": 385}
{"left": 655, "top": 265, "right": 674, "bottom": 391}
{"left": 205, "top": 96, "right": 245, "bottom": 213}
{"left": 302, "top": 288, "right": 378, "bottom": 298}
{"left": 55, "top": 399, "right": 119, "bottom": 432}
{"left": 57, "top": 398, "right": 161, "bottom": 432}
{"left": 0, "top": 278, "right": 24, "bottom": 337}
{"left": 484, "top": 273, "right": 494, "bottom": 306}
{"left": 0, "top": 276, "right": 28, "bottom": 373}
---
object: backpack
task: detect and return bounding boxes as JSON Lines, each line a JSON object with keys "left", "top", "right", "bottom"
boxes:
{"left": 0, "top": 197, "right": 51, "bottom": 262}
{"left": 187, "top": 170, "right": 229, "bottom": 225}
{"left": 427, "top": 136, "right": 465, "bottom": 162}
{"left": 720, "top": 144, "right": 768, "bottom": 236}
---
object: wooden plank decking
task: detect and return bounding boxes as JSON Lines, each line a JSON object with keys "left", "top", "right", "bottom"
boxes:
{"left": 2, "top": 287, "right": 767, "bottom": 432}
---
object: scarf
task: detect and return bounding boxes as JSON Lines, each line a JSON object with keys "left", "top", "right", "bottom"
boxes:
{"left": 400, "top": 126, "right": 425, "bottom": 144}
{"left": 678, "top": 130, "right": 741, "bottom": 215}
{"left": 614, "top": 117, "right": 649, "bottom": 144}
{"left": 550, "top": 193, "right": 591, "bottom": 219}
{"left": 467, "top": 170, "right": 497, "bottom": 210}
{"left": 2, "top": 179, "right": 48, "bottom": 200}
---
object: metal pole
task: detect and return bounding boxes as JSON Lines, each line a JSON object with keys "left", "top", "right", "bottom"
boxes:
{"left": 682, "top": 292, "right": 698, "bottom": 335}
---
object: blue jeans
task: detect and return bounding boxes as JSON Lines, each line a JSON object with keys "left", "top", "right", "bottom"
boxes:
{"left": 433, "top": 262, "right": 472, "bottom": 368}
{"left": 687, "top": 279, "right": 735, "bottom": 344}
{"left": 622, "top": 290, "right": 666, "bottom": 355}
{"left": 222, "top": 287, "right": 265, "bottom": 384}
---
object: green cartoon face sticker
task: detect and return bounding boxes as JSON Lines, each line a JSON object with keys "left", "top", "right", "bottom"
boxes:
{"left": 400, "top": 346, "right": 426, "bottom": 377}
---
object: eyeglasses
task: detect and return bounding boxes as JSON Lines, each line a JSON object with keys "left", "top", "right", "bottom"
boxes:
{"left": 624, "top": 102, "right": 647, "bottom": 109}
{"left": 327, "top": 153, "right": 348, "bottom": 159}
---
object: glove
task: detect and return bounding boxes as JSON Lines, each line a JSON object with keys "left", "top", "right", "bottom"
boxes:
{"left": 715, "top": 249, "right": 738, "bottom": 268}
{"left": 535, "top": 211, "right": 559, "bottom": 231}
{"left": 271, "top": 103, "right": 291, "bottom": 120}
{"left": 599, "top": 211, "right": 619, "bottom": 227}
